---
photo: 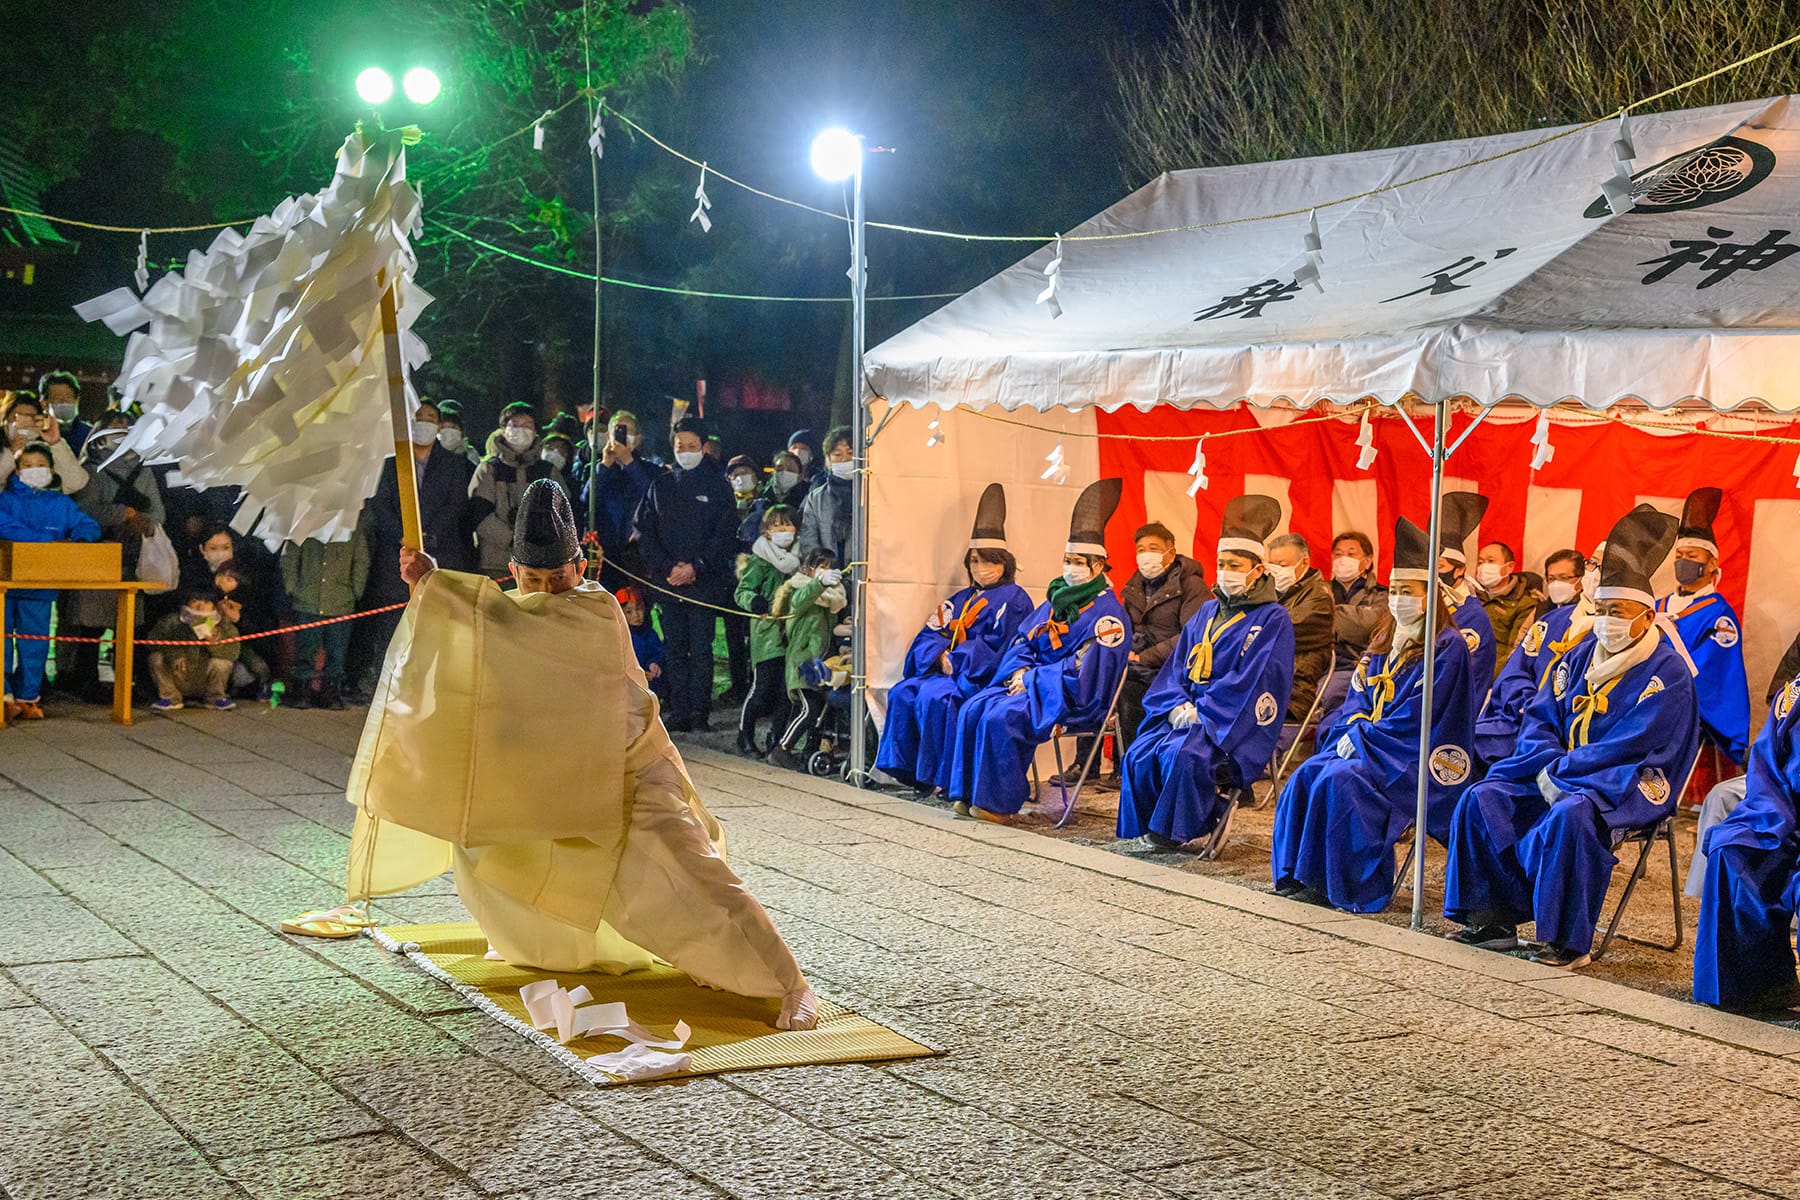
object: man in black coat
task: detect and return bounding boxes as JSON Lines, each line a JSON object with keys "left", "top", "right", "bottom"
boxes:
{"left": 633, "top": 418, "right": 738, "bottom": 731}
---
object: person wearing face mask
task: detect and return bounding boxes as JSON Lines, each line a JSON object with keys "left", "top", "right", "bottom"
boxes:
{"left": 1271, "top": 516, "right": 1478, "bottom": 913}
{"left": 766, "top": 548, "right": 851, "bottom": 772}
{"left": 1090, "top": 521, "right": 1209, "bottom": 779}
{"left": 1474, "top": 545, "right": 1597, "bottom": 769}
{"left": 796, "top": 427, "right": 856, "bottom": 569}
{"left": 736, "top": 450, "right": 812, "bottom": 548}
{"left": 1118, "top": 496, "right": 1295, "bottom": 849}
{"left": 0, "top": 391, "right": 88, "bottom": 497}
{"left": 1654, "top": 487, "right": 1750, "bottom": 783}
{"left": 279, "top": 526, "right": 371, "bottom": 710}
{"left": 1313, "top": 531, "right": 1389, "bottom": 733}
{"left": 60, "top": 411, "right": 167, "bottom": 702}
{"left": 632, "top": 418, "right": 737, "bottom": 732}
{"left": 344, "top": 481, "right": 821, "bottom": 1030}
{"left": 467, "top": 401, "right": 557, "bottom": 574}
{"left": 786, "top": 428, "right": 822, "bottom": 483}
{"left": 719, "top": 454, "right": 763, "bottom": 706}
{"left": 1265, "top": 532, "right": 1335, "bottom": 731}
{"left": 946, "top": 479, "right": 1131, "bottom": 824}
{"left": 1435, "top": 492, "right": 1499, "bottom": 702}
{"left": 0, "top": 443, "right": 101, "bottom": 721}
{"left": 434, "top": 401, "right": 482, "bottom": 466}
{"left": 143, "top": 589, "right": 242, "bottom": 713}
{"left": 38, "top": 371, "right": 90, "bottom": 455}
{"left": 876, "top": 485, "right": 1033, "bottom": 794}
{"left": 1473, "top": 541, "right": 1544, "bottom": 660}
{"left": 582, "top": 408, "right": 655, "bottom": 586}
{"left": 346, "top": 399, "right": 477, "bottom": 702}
{"left": 735, "top": 506, "right": 804, "bottom": 756}
{"left": 1444, "top": 507, "right": 1698, "bottom": 969}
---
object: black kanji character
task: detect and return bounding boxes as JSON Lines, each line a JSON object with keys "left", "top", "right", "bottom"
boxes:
{"left": 1639, "top": 227, "right": 1800, "bottom": 289}
{"left": 1193, "top": 278, "right": 1303, "bottom": 321}
{"left": 1382, "top": 248, "right": 1517, "bottom": 303}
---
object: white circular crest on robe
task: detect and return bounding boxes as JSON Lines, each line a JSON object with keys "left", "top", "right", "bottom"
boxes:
{"left": 1254, "top": 692, "right": 1279, "bottom": 726}
{"left": 928, "top": 600, "right": 954, "bottom": 632}
{"left": 1429, "top": 745, "right": 1471, "bottom": 787}
{"left": 1461, "top": 628, "right": 1482, "bottom": 655}
{"left": 1521, "top": 621, "right": 1547, "bottom": 657}
{"left": 1712, "top": 616, "right": 1739, "bottom": 648}
{"left": 1636, "top": 766, "right": 1671, "bottom": 805}
{"left": 1553, "top": 660, "right": 1571, "bottom": 699}
{"left": 1637, "top": 675, "right": 1665, "bottom": 703}
{"left": 1335, "top": 733, "right": 1356, "bottom": 759}
{"left": 1778, "top": 679, "right": 1800, "bottom": 721}
{"left": 1094, "top": 615, "right": 1126, "bottom": 648}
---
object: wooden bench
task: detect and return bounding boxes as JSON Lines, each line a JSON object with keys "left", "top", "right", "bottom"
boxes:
{"left": 0, "top": 540, "right": 158, "bottom": 728}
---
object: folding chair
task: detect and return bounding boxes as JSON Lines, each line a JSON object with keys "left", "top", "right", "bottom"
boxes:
{"left": 1265, "top": 648, "right": 1338, "bottom": 804}
{"left": 1589, "top": 747, "right": 1701, "bottom": 962}
{"left": 1032, "top": 668, "right": 1129, "bottom": 830}
{"left": 1193, "top": 770, "right": 1258, "bottom": 861}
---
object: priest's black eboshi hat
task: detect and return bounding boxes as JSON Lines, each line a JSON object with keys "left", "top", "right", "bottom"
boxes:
{"left": 512, "top": 478, "right": 581, "bottom": 568}
{"left": 1675, "top": 486, "right": 1722, "bottom": 558}
{"left": 1065, "top": 478, "right": 1123, "bottom": 558}
{"left": 969, "top": 483, "right": 1008, "bottom": 550}
{"left": 1436, "top": 491, "right": 1490, "bottom": 565}
{"left": 1218, "top": 494, "right": 1281, "bottom": 561}
{"left": 1597, "top": 505, "right": 1680, "bottom": 609}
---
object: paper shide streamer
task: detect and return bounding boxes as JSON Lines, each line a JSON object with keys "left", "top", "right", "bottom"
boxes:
{"left": 1294, "top": 209, "right": 1323, "bottom": 292}
{"left": 1036, "top": 235, "right": 1063, "bottom": 319}
{"left": 1355, "top": 410, "right": 1378, "bottom": 471}
{"left": 690, "top": 163, "right": 713, "bottom": 233}
{"left": 1185, "top": 439, "right": 1209, "bottom": 496}
{"left": 1042, "top": 437, "right": 1069, "bottom": 485}
{"left": 534, "top": 109, "right": 555, "bottom": 152}
{"left": 1530, "top": 410, "right": 1556, "bottom": 470}
{"left": 1601, "top": 113, "right": 1637, "bottom": 216}
{"left": 588, "top": 104, "right": 605, "bottom": 159}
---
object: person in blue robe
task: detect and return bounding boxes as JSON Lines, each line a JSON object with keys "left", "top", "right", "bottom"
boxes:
{"left": 1693, "top": 677, "right": 1800, "bottom": 1010}
{"left": 1271, "top": 516, "right": 1478, "bottom": 912}
{"left": 876, "top": 484, "right": 1032, "bottom": 793}
{"left": 1434, "top": 491, "right": 1497, "bottom": 701}
{"left": 1444, "top": 506, "right": 1699, "bottom": 968}
{"left": 946, "top": 478, "right": 1130, "bottom": 823}
{"left": 1655, "top": 487, "right": 1750, "bottom": 770}
{"left": 1118, "top": 494, "right": 1295, "bottom": 845}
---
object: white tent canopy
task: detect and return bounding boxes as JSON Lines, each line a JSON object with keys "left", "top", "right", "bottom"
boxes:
{"left": 868, "top": 96, "right": 1800, "bottom": 414}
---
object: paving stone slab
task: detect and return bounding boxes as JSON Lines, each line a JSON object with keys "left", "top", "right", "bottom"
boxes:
{"left": 217, "top": 1133, "right": 484, "bottom": 1200}
{"left": 0, "top": 895, "right": 140, "bottom": 965}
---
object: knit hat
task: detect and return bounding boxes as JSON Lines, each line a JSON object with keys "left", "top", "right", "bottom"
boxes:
{"left": 1218, "top": 494, "right": 1281, "bottom": 562}
{"left": 969, "top": 483, "right": 1008, "bottom": 550}
{"left": 1065, "top": 478, "right": 1123, "bottom": 558}
{"left": 1597, "top": 505, "right": 1680, "bottom": 609}
{"left": 511, "top": 479, "right": 580, "bottom": 568}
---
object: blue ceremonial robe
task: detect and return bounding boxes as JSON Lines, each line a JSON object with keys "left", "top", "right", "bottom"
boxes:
{"left": 1271, "top": 625, "right": 1477, "bottom": 912}
{"left": 1656, "top": 589, "right": 1750, "bottom": 764}
{"left": 1452, "top": 589, "right": 1497, "bottom": 702}
{"left": 1444, "top": 632, "right": 1698, "bottom": 955}
{"left": 1694, "top": 680, "right": 1800, "bottom": 1008}
{"left": 1117, "top": 597, "right": 1295, "bottom": 841}
{"left": 875, "top": 581, "right": 1031, "bottom": 791}
{"left": 1473, "top": 601, "right": 1587, "bottom": 767}
{"left": 946, "top": 590, "right": 1131, "bottom": 816}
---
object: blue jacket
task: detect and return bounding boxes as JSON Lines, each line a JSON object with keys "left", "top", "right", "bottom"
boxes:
{"left": 0, "top": 476, "right": 102, "bottom": 544}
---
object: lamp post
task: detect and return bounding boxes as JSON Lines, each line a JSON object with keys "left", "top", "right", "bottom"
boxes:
{"left": 811, "top": 127, "right": 870, "bottom": 785}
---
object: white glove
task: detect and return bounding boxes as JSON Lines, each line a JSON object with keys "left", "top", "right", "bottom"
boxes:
{"left": 777, "top": 987, "right": 820, "bottom": 1031}
{"left": 1536, "top": 768, "right": 1561, "bottom": 805}
{"left": 818, "top": 568, "right": 843, "bottom": 587}
{"left": 1167, "top": 702, "right": 1199, "bottom": 730}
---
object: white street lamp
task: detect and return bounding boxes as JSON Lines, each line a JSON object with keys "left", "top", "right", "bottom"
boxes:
{"left": 402, "top": 67, "right": 442, "bottom": 105}
{"left": 355, "top": 68, "right": 395, "bottom": 105}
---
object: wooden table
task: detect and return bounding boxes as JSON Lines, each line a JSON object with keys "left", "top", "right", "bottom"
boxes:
{"left": 0, "top": 580, "right": 157, "bottom": 728}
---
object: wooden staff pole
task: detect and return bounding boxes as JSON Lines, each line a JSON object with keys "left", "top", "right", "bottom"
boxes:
{"left": 378, "top": 269, "right": 424, "bottom": 552}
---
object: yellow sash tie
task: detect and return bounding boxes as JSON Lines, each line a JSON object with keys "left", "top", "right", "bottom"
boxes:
{"left": 1536, "top": 629, "right": 1588, "bottom": 690}
{"left": 1348, "top": 644, "right": 1420, "bottom": 725}
{"left": 1567, "top": 676, "right": 1624, "bottom": 749}
{"left": 945, "top": 595, "right": 989, "bottom": 649}
{"left": 1185, "top": 611, "right": 1246, "bottom": 684}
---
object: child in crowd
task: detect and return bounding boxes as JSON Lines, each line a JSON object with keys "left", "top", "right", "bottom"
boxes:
{"left": 0, "top": 443, "right": 101, "bottom": 720}
{"left": 734, "top": 505, "right": 798, "bottom": 756}
{"left": 144, "top": 588, "right": 240, "bottom": 712}
{"left": 766, "top": 547, "right": 847, "bottom": 771}
{"left": 279, "top": 531, "right": 370, "bottom": 709}
{"left": 616, "top": 586, "right": 666, "bottom": 700}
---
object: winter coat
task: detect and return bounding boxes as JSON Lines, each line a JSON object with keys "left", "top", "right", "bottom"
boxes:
{"left": 67, "top": 443, "right": 165, "bottom": 627}
{"left": 0, "top": 476, "right": 102, "bottom": 601}
{"left": 773, "top": 572, "right": 848, "bottom": 693}
{"left": 1480, "top": 573, "right": 1545, "bottom": 661}
{"left": 280, "top": 533, "right": 371, "bottom": 617}
{"left": 736, "top": 477, "right": 813, "bottom": 545}
{"left": 1278, "top": 567, "right": 1337, "bottom": 720}
{"left": 467, "top": 435, "right": 571, "bottom": 572}
{"left": 363, "top": 445, "right": 476, "bottom": 605}
{"left": 0, "top": 437, "right": 88, "bottom": 496}
{"left": 796, "top": 474, "right": 852, "bottom": 566}
{"left": 735, "top": 548, "right": 792, "bottom": 665}
{"left": 633, "top": 457, "right": 737, "bottom": 601}
{"left": 583, "top": 456, "right": 657, "bottom": 558}
{"left": 1120, "top": 554, "right": 1210, "bottom": 679}
{"left": 145, "top": 612, "right": 242, "bottom": 675}
{"left": 1333, "top": 571, "right": 1389, "bottom": 664}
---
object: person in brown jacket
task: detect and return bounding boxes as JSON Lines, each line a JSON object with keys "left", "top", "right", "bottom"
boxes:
{"left": 1265, "top": 533, "right": 1336, "bottom": 723}
{"left": 1473, "top": 540, "right": 1544, "bottom": 661}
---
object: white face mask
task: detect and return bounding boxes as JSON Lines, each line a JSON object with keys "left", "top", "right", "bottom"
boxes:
{"left": 1591, "top": 614, "right": 1641, "bottom": 654}
{"left": 792, "top": 446, "right": 812, "bottom": 467}
{"left": 828, "top": 459, "right": 855, "bottom": 481}
{"left": 52, "top": 404, "right": 78, "bottom": 424}
{"left": 437, "top": 428, "right": 465, "bottom": 454}
{"left": 775, "top": 470, "right": 801, "bottom": 492}
{"left": 18, "top": 466, "right": 53, "bottom": 490}
{"left": 1474, "top": 562, "right": 1507, "bottom": 590}
{"left": 970, "top": 561, "right": 1004, "bottom": 588}
{"left": 1216, "top": 569, "right": 1249, "bottom": 597}
{"left": 1061, "top": 563, "right": 1093, "bottom": 587}
{"left": 1388, "top": 594, "right": 1425, "bottom": 626}
{"left": 1136, "top": 551, "right": 1168, "bottom": 580}
{"left": 1331, "top": 555, "right": 1363, "bottom": 584}
{"left": 770, "top": 530, "right": 796, "bottom": 549}
{"left": 503, "top": 425, "right": 535, "bottom": 450}
{"left": 202, "top": 548, "right": 233, "bottom": 570}
{"left": 1581, "top": 567, "right": 1600, "bottom": 599}
{"left": 1545, "top": 579, "right": 1578, "bottom": 606}
{"left": 542, "top": 449, "right": 568, "bottom": 472}
{"left": 674, "top": 450, "right": 704, "bottom": 471}
{"left": 410, "top": 420, "right": 438, "bottom": 446}
{"left": 731, "top": 474, "right": 756, "bottom": 496}
{"left": 1267, "top": 563, "right": 1299, "bottom": 592}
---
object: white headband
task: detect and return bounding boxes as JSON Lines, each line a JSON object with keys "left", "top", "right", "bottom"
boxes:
{"left": 1390, "top": 568, "right": 1432, "bottom": 583}
{"left": 1216, "top": 537, "right": 1266, "bottom": 561}
{"left": 1065, "top": 540, "right": 1107, "bottom": 557}
{"left": 968, "top": 537, "right": 1007, "bottom": 550}
{"left": 1672, "top": 536, "right": 1718, "bottom": 558}
{"left": 1595, "top": 585, "right": 1655, "bottom": 608}
{"left": 1440, "top": 548, "right": 1467, "bottom": 565}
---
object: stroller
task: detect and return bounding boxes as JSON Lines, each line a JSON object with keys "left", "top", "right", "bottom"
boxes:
{"left": 797, "top": 650, "right": 855, "bottom": 778}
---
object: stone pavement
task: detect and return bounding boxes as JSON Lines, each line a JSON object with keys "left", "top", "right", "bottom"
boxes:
{"left": 3, "top": 704, "right": 1800, "bottom": 1200}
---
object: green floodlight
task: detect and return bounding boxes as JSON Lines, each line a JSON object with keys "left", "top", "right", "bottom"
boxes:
{"left": 402, "top": 67, "right": 441, "bottom": 105}
{"left": 355, "top": 67, "right": 395, "bottom": 105}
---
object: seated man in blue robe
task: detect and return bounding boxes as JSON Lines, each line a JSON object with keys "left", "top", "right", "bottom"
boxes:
{"left": 1435, "top": 491, "right": 1498, "bottom": 702}
{"left": 947, "top": 478, "right": 1131, "bottom": 824}
{"left": 1655, "top": 487, "right": 1750, "bottom": 797}
{"left": 1272, "top": 516, "right": 1478, "bottom": 912}
{"left": 1693, "top": 676, "right": 1800, "bottom": 1011}
{"left": 1118, "top": 494, "right": 1294, "bottom": 847}
{"left": 1443, "top": 506, "right": 1699, "bottom": 969}
{"left": 876, "top": 483, "right": 1032, "bottom": 794}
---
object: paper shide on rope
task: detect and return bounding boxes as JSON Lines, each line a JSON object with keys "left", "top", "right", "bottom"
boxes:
{"left": 74, "top": 128, "right": 431, "bottom": 548}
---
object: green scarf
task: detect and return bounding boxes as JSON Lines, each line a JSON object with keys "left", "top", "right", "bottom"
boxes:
{"left": 1046, "top": 572, "right": 1110, "bottom": 622}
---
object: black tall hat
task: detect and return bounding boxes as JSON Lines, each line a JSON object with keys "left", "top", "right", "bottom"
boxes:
{"left": 1436, "top": 491, "right": 1490, "bottom": 565}
{"left": 1218, "top": 494, "right": 1282, "bottom": 561}
{"left": 969, "top": 483, "right": 1008, "bottom": 550}
{"left": 1675, "top": 486, "right": 1722, "bottom": 557}
{"left": 511, "top": 479, "right": 581, "bottom": 568}
{"left": 1597, "top": 505, "right": 1680, "bottom": 608}
{"left": 1065, "top": 478, "right": 1123, "bottom": 557}
{"left": 1391, "top": 516, "right": 1433, "bottom": 583}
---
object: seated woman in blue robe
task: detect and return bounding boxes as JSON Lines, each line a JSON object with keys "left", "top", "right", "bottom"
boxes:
{"left": 1271, "top": 516, "right": 1478, "bottom": 913}
{"left": 1435, "top": 491, "right": 1498, "bottom": 702}
{"left": 947, "top": 478, "right": 1131, "bottom": 823}
{"left": 1473, "top": 543, "right": 1602, "bottom": 767}
{"left": 1443, "top": 506, "right": 1699, "bottom": 969}
{"left": 1118, "top": 494, "right": 1294, "bottom": 846}
{"left": 1694, "top": 676, "right": 1800, "bottom": 1010}
{"left": 876, "top": 483, "right": 1032, "bottom": 794}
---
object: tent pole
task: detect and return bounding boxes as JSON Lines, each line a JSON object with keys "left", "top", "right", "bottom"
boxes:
{"left": 848, "top": 150, "right": 870, "bottom": 787}
{"left": 1411, "top": 398, "right": 1448, "bottom": 930}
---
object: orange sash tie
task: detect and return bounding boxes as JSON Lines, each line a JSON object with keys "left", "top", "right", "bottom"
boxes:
{"left": 945, "top": 595, "right": 989, "bottom": 649}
